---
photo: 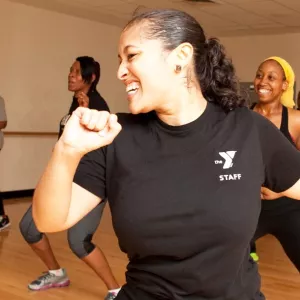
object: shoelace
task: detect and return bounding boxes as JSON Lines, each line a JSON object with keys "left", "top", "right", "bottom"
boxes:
{"left": 37, "top": 272, "right": 54, "bottom": 283}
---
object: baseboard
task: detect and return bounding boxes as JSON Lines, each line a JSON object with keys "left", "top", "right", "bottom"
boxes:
{"left": 1, "top": 189, "right": 34, "bottom": 199}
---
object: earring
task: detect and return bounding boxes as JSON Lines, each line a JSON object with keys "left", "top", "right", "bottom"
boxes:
{"left": 175, "top": 65, "right": 182, "bottom": 73}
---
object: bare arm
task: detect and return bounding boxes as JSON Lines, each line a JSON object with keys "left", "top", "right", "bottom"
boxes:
{"left": 32, "top": 143, "right": 101, "bottom": 232}
{"left": 0, "top": 121, "right": 7, "bottom": 130}
{"left": 261, "top": 179, "right": 300, "bottom": 200}
{"left": 32, "top": 108, "right": 122, "bottom": 233}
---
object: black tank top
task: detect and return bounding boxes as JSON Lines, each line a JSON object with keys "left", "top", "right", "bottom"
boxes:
{"left": 251, "top": 104, "right": 295, "bottom": 147}
{"left": 251, "top": 104, "right": 298, "bottom": 212}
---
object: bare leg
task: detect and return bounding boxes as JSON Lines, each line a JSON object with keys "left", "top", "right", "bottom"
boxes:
{"left": 81, "top": 246, "right": 119, "bottom": 290}
{"left": 30, "top": 234, "right": 60, "bottom": 270}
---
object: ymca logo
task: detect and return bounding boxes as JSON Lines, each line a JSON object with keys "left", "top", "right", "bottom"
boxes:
{"left": 215, "top": 151, "right": 236, "bottom": 169}
{"left": 215, "top": 150, "right": 241, "bottom": 181}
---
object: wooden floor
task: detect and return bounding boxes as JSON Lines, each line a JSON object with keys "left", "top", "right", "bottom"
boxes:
{"left": 1, "top": 198, "right": 300, "bottom": 300}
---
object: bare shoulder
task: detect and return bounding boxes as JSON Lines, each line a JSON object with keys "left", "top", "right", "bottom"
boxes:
{"left": 288, "top": 108, "right": 300, "bottom": 125}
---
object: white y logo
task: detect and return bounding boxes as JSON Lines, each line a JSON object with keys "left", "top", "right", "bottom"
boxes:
{"left": 219, "top": 151, "right": 236, "bottom": 169}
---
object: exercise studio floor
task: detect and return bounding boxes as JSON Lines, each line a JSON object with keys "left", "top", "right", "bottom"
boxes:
{"left": 1, "top": 198, "right": 299, "bottom": 300}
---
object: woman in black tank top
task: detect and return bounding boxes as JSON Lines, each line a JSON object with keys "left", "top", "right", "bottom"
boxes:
{"left": 250, "top": 57, "right": 300, "bottom": 273}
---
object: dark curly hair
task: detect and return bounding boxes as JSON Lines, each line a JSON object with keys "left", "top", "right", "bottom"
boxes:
{"left": 124, "top": 9, "right": 245, "bottom": 112}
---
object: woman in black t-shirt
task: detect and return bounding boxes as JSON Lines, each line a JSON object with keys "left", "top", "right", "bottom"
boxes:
{"left": 19, "top": 56, "right": 120, "bottom": 299}
{"left": 32, "top": 10, "right": 300, "bottom": 300}
{"left": 250, "top": 57, "right": 300, "bottom": 271}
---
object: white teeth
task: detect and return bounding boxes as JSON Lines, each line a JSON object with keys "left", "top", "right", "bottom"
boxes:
{"left": 126, "top": 82, "right": 140, "bottom": 93}
{"left": 259, "top": 89, "right": 270, "bottom": 94}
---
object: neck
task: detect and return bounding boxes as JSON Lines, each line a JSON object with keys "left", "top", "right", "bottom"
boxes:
{"left": 156, "top": 86, "right": 207, "bottom": 126}
{"left": 74, "top": 85, "right": 91, "bottom": 98}
{"left": 255, "top": 100, "right": 282, "bottom": 116}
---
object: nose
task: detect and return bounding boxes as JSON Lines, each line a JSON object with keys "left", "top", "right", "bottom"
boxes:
{"left": 260, "top": 75, "right": 269, "bottom": 86}
{"left": 117, "top": 62, "right": 128, "bottom": 81}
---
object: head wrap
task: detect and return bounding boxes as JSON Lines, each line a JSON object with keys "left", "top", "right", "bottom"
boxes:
{"left": 263, "top": 56, "right": 295, "bottom": 108}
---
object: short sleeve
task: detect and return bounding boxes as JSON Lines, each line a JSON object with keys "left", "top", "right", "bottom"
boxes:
{"left": 0, "top": 96, "right": 7, "bottom": 122}
{"left": 254, "top": 112, "right": 300, "bottom": 192}
{"left": 73, "top": 147, "right": 107, "bottom": 199}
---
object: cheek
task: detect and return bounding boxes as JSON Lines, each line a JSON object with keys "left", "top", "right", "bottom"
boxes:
{"left": 254, "top": 78, "right": 260, "bottom": 85}
{"left": 146, "top": 67, "right": 170, "bottom": 88}
{"left": 273, "top": 83, "right": 283, "bottom": 92}
{"left": 76, "top": 78, "right": 86, "bottom": 87}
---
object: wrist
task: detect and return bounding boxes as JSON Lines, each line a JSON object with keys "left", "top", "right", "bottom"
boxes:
{"left": 54, "top": 140, "right": 84, "bottom": 160}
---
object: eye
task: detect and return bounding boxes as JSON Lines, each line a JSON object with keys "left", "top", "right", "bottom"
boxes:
{"left": 255, "top": 74, "right": 262, "bottom": 79}
{"left": 127, "top": 53, "right": 136, "bottom": 61}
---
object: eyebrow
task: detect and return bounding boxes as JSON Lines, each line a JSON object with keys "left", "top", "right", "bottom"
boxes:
{"left": 118, "top": 45, "right": 138, "bottom": 59}
{"left": 257, "top": 69, "right": 278, "bottom": 75}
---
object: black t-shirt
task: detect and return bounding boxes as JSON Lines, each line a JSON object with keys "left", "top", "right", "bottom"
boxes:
{"left": 58, "top": 89, "right": 110, "bottom": 138}
{"left": 74, "top": 102, "right": 300, "bottom": 300}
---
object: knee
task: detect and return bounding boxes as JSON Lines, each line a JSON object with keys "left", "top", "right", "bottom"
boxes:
{"left": 19, "top": 212, "right": 43, "bottom": 244}
{"left": 67, "top": 232, "right": 95, "bottom": 259}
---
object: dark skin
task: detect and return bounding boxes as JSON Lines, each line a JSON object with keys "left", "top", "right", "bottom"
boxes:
{"left": 253, "top": 59, "right": 300, "bottom": 199}
{"left": 27, "top": 61, "right": 120, "bottom": 291}
{"left": 68, "top": 61, "right": 95, "bottom": 107}
{"left": 253, "top": 60, "right": 300, "bottom": 150}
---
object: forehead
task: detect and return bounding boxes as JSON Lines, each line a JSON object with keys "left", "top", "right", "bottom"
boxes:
{"left": 71, "top": 61, "right": 80, "bottom": 70}
{"left": 258, "top": 60, "right": 283, "bottom": 75}
{"left": 119, "top": 24, "right": 146, "bottom": 50}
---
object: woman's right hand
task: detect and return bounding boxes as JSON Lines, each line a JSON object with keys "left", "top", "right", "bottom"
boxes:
{"left": 58, "top": 107, "right": 122, "bottom": 156}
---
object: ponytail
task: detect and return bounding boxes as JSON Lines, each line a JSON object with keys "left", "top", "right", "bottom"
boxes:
{"left": 196, "top": 38, "right": 245, "bottom": 112}
{"left": 91, "top": 61, "right": 100, "bottom": 91}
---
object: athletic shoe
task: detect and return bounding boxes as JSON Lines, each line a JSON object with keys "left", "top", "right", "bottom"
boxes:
{"left": 0, "top": 215, "right": 10, "bottom": 231}
{"left": 250, "top": 252, "right": 259, "bottom": 262}
{"left": 28, "top": 269, "right": 70, "bottom": 291}
{"left": 105, "top": 291, "right": 118, "bottom": 300}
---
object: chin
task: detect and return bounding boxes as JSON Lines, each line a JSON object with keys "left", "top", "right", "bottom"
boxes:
{"left": 129, "top": 104, "right": 152, "bottom": 115}
{"left": 129, "top": 106, "right": 141, "bottom": 115}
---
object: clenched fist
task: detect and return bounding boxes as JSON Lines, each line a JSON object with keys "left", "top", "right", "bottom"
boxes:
{"left": 59, "top": 107, "right": 122, "bottom": 155}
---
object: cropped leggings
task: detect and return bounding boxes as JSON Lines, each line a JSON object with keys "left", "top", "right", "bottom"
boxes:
{"left": 19, "top": 201, "right": 105, "bottom": 258}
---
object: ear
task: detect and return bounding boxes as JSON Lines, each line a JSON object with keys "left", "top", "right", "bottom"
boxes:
{"left": 167, "top": 42, "right": 194, "bottom": 73}
{"left": 91, "top": 73, "right": 96, "bottom": 83}
{"left": 282, "top": 80, "right": 288, "bottom": 92}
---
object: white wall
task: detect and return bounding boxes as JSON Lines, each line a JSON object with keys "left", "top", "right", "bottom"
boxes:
{"left": 1, "top": 0, "right": 300, "bottom": 192}
{"left": 0, "top": 0, "right": 127, "bottom": 191}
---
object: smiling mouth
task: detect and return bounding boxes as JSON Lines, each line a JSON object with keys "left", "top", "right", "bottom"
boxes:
{"left": 257, "top": 88, "right": 271, "bottom": 95}
{"left": 126, "top": 82, "right": 140, "bottom": 96}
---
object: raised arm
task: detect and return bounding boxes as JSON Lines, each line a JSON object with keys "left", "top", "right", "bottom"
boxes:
{"left": 32, "top": 108, "right": 121, "bottom": 232}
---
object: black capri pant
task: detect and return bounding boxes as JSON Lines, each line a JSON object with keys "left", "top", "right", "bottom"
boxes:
{"left": 19, "top": 201, "right": 105, "bottom": 258}
{"left": 251, "top": 197, "right": 300, "bottom": 272}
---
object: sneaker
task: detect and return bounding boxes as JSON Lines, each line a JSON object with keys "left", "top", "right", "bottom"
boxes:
{"left": 28, "top": 269, "right": 70, "bottom": 291}
{"left": 105, "top": 292, "right": 118, "bottom": 300}
{"left": 0, "top": 215, "right": 10, "bottom": 231}
{"left": 250, "top": 252, "right": 259, "bottom": 262}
